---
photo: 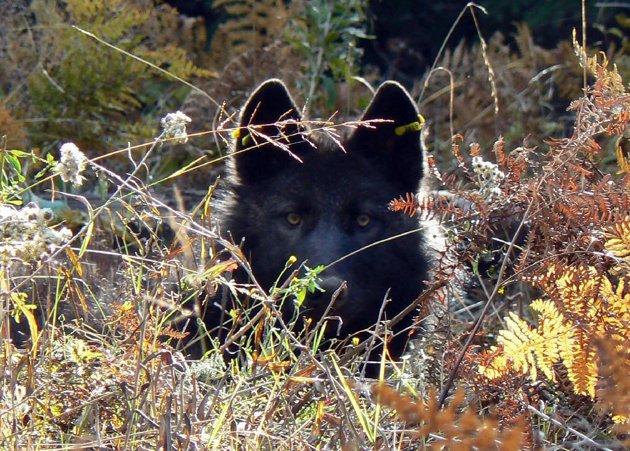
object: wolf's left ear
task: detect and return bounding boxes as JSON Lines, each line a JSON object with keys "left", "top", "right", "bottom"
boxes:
{"left": 232, "top": 79, "right": 308, "bottom": 183}
{"left": 347, "top": 81, "right": 424, "bottom": 192}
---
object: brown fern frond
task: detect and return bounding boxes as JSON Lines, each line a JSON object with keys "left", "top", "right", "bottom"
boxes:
{"left": 426, "top": 153, "right": 444, "bottom": 182}
{"left": 595, "top": 338, "right": 630, "bottom": 434}
{"left": 0, "top": 102, "right": 27, "bottom": 148}
{"left": 493, "top": 136, "right": 507, "bottom": 167}
{"left": 441, "top": 343, "right": 534, "bottom": 432}
{"left": 388, "top": 192, "right": 419, "bottom": 217}
{"left": 389, "top": 193, "right": 444, "bottom": 221}
{"left": 451, "top": 134, "right": 466, "bottom": 166}
{"left": 469, "top": 142, "right": 481, "bottom": 157}
{"left": 371, "top": 384, "right": 527, "bottom": 449}
{"left": 615, "top": 136, "right": 630, "bottom": 174}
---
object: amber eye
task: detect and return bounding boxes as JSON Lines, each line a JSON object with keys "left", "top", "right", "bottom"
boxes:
{"left": 286, "top": 212, "right": 302, "bottom": 226}
{"left": 356, "top": 214, "right": 371, "bottom": 227}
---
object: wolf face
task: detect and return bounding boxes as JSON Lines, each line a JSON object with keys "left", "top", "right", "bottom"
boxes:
{"left": 214, "top": 79, "right": 432, "bottom": 363}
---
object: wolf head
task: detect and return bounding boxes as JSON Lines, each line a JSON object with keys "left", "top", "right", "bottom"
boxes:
{"left": 218, "top": 79, "right": 431, "bottom": 355}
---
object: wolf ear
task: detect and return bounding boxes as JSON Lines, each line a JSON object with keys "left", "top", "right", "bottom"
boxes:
{"left": 232, "top": 79, "right": 308, "bottom": 183}
{"left": 347, "top": 81, "right": 424, "bottom": 192}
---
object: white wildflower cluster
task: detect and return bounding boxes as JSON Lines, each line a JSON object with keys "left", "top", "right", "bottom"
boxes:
{"left": 400, "top": 338, "right": 431, "bottom": 388}
{"left": 55, "top": 142, "right": 87, "bottom": 186}
{"left": 189, "top": 347, "right": 227, "bottom": 379}
{"left": 160, "top": 110, "right": 192, "bottom": 144}
{"left": 0, "top": 203, "right": 72, "bottom": 266}
{"left": 472, "top": 155, "right": 505, "bottom": 199}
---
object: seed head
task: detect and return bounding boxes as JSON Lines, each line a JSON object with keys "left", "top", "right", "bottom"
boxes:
{"left": 55, "top": 142, "right": 87, "bottom": 186}
{"left": 161, "top": 111, "right": 192, "bottom": 144}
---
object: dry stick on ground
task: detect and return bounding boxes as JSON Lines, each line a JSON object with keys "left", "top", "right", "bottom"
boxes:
{"left": 437, "top": 203, "right": 531, "bottom": 408}
{"left": 360, "top": 288, "right": 391, "bottom": 378}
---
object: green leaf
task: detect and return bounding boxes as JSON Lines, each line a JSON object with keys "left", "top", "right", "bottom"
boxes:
{"left": 5, "top": 154, "right": 22, "bottom": 174}
{"left": 296, "top": 288, "right": 307, "bottom": 307}
{"left": 79, "top": 221, "right": 94, "bottom": 258}
{"left": 9, "top": 149, "right": 30, "bottom": 158}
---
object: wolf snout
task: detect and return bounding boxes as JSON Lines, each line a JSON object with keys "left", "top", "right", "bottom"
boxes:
{"left": 317, "top": 276, "right": 347, "bottom": 303}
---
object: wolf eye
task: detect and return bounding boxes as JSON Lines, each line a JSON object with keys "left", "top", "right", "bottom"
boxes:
{"left": 356, "top": 214, "right": 371, "bottom": 227}
{"left": 286, "top": 212, "right": 302, "bottom": 226}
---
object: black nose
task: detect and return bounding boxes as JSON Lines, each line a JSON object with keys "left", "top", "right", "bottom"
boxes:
{"left": 318, "top": 276, "right": 347, "bottom": 301}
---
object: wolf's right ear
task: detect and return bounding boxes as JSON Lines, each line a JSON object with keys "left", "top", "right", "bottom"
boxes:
{"left": 231, "top": 79, "right": 308, "bottom": 183}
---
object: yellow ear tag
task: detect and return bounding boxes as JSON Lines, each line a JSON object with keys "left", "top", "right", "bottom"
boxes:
{"left": 394, "top": 114, "right": 426, "bottom": 136}
{"left": 232, "top": 128, "right": 252, "bottom": 146}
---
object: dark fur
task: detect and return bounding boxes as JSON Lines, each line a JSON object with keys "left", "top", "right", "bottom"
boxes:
{"left": 202, "top": 79, "right": 433, "bottom": 370}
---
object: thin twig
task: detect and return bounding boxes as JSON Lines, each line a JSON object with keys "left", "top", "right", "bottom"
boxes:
{"left": 437, "top": 203, "right": 531, "bottom": 408}
{"left": 218, "top": 269, "right": 300, "bottom": 353}
{"left": 418, "top": 2, "right": 487, "bottom": 104}
{"left": 337, "top": 281, "right": 447, "bottom": 367}
{"left": 527, "top": 405, "right": 612, "bottom": 451}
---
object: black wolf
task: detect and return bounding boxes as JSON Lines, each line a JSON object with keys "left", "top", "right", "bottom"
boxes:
{"left": 202, "top": 79, "right": 434, "bottom": 370}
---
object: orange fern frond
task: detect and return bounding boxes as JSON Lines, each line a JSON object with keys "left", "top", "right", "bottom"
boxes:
{"left": 605, "top": 216, "right": 630, "bottom": 259}
{"left": 485, "top": 262, "right": 629, "bottom": 399}
{"left": 493, "top": 136, "right": 507, "bottom": 167}
{"left": 371, "top": 384, "right": 527, "bottom": 449}
{"left": 479, "top": 300, "right": 573, "bottom": 383}
{"left": 615, "top": 137, "right": 630, "bottom": 174}
{"left": 388, "top": 192, "right": 419, "bottom": 217}
{"left": 596, "top": 338, "right": 630, "bottom": 433}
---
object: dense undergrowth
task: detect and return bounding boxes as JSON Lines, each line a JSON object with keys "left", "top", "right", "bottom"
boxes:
{"left": 0, "top": 1, "right": 629, "bottom": 449}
